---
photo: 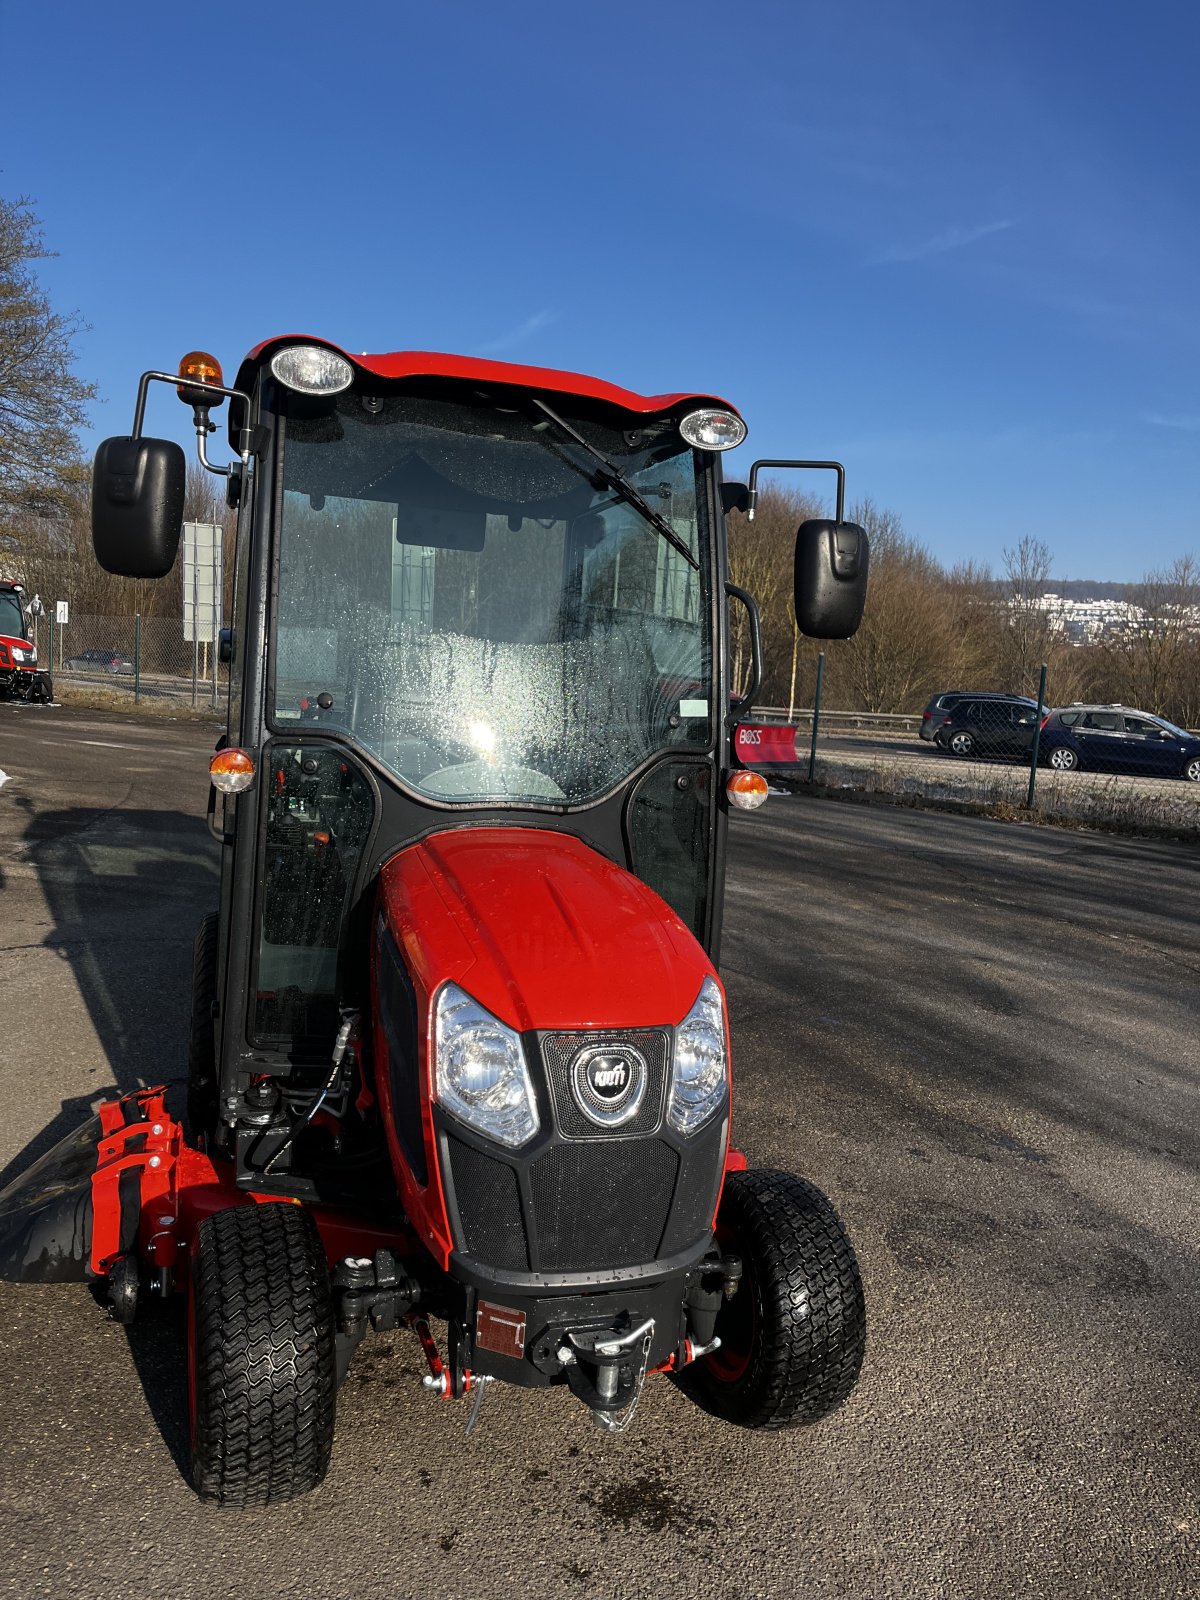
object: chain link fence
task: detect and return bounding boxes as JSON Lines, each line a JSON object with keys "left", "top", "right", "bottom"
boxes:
{"left": 38, "top": 610, "right": 228, "bottom": 710}
{"left": 741, "top": 656, "right": 1200, "bottom": 837}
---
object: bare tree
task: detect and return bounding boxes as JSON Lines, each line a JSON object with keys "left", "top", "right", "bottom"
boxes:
{"left": 838, "top": 500, "right": 964, "bottom": 712}
{"left": 997, "top": 535, "right": 1056, "bottom": 695}
{"left": 726, "top": 484, "right": 821, "bottom": 704}
{"left": 1102, "top": 555, "right": 1200, "bottom": 720}
{"left": 0, "top": 196, "right": 96, "bottom": 519}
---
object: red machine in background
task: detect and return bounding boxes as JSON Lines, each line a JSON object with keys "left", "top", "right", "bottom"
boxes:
{"left": 0, "top": 580, "right": 52, "bottom": 702}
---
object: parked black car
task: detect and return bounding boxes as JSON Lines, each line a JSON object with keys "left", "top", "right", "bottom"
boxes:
{"left": 1040, "top": 706, "right": 1200, "bottom": 780}
{"left": 920, "top": 690, "right": 1039, "bottom": 743}
{"left": 933, "top": 695, "right": 1042, "bottom": 760}
{"left": 63, "top": 648, "right": 134, "bottom": 675}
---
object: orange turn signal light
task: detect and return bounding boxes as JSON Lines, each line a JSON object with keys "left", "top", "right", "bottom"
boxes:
{"left": 210, "top": 748, "right": 255, "bottom": 794}
{"left": 726, "top": 771, "right": 769, "bottom": 811}
{"left": 177, "top": 350, "right": 225, "bottom": 404}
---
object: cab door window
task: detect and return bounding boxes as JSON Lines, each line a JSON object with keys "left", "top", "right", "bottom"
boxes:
{"left": 251, "top": 744, "right": 374, "bottom": 1049}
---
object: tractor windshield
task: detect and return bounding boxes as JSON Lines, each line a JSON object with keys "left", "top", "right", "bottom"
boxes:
{"left": 272, "top": 390, "right": 713, "bottom": 806}
{"left": 0, "top": 592, "right": 25, "bottom": 640}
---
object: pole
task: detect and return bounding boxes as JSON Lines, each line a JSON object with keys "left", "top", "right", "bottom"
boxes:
{"left": 210, "top": 551, "right": 219, "bottom": 711}
{"left": 1025, "top": 663, "right": 1048, "bottom": 809}
{"left": 191, "top": 544, "right": 199, "bottom": 708}
{"left": 134, "top": 614, "right": 142, "bottom": 705}
{"left": 48, "top": 614, "right": 55, "bottom": 675}
{"left": 807, "top": 651, "right": 825, "bottom": 781}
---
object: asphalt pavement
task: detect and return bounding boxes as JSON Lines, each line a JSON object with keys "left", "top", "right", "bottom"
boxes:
{"left": 0, "top": 703, "right": 1196, "bottom": 1599}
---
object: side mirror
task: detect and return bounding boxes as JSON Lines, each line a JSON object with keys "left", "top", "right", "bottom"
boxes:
{"left": 92, "top": 436, "right": 186, "bottom": 578}
{"left": 794, "top": 519, "right": 869, "bottom": 639}
{"left": 218, "top": 627, "right": 234, "bottom": 664}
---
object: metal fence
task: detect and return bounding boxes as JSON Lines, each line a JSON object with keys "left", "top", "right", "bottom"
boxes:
{"left": 38, "top": 611, "right": 227, "bottom": 710}
{"left": 743, "top": 658, "right": 1200, "bottom": 834}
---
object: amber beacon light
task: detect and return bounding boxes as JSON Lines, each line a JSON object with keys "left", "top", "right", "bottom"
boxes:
{"left": 177, "top": 350, "right": 225, "bottom": 404}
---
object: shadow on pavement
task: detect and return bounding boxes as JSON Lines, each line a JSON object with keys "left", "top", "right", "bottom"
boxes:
{"left": 3, "top": 793, "right": 218, "bottom": 1185}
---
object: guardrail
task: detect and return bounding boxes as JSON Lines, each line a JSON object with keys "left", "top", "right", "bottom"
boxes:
{"left": 750, "top": 707, "right": 923, "bottom": 735}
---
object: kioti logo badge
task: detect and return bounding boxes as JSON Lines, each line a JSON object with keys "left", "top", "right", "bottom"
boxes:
{"left": 571, "top": 1043, "right": 648, "bottom": 1128}
{"left": 586, "top": 1056, "right": 629, "bottom": 1099}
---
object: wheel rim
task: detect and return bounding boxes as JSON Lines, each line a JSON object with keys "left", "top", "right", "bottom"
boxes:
{"left": 1050, "top": 747, "right": 1076, "bottom": 770}
{"left": 1185, "top": 758, "right": 1200, "bottom": 782}
{"left": 950, "top": 733, "right": 973, "bottom": 756}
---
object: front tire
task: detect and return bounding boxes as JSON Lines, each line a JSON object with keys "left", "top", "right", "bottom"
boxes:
{"left": 684, "top": 1169, "right": 866, "bottom": 1430}
{"left": 189, "top": 1202, "right": 336, "bottom": 1507}
{"left": 1182, "top": 756, "right": 1200, "bottom": 783}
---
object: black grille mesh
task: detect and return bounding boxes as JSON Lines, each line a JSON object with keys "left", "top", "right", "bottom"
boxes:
{"left": 529, "top": 1140, "right": 679, "bottom": 1271}
{"left": 445, "top": 1137, "right": 530, "bottom": 1270}
{"left": 540, "top": 1029, "right": 669, "bottom": 1140}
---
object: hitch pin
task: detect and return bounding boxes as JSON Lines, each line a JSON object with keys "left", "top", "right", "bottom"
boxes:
{"left": 594, "top": 1318, "right": 655, "bottom": 1357}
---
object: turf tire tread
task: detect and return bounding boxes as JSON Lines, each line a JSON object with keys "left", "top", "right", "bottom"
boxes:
{"left": 692, "top": 1167, "right": 866, "bottom": 1430}
{"left": 190, "top": 1201, "right": 336, "bottom": 1507}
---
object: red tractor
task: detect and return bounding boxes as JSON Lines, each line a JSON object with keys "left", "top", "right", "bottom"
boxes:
{"left": 0, "top": 579, "right": 53, "bottom": 702}
{"left": 0, "top": 341, "right": 869, "bottom": 1506}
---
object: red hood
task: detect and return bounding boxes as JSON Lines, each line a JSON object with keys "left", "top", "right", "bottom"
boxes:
{"left": 377, "top": 827, "right": 716, "bottom": 1033}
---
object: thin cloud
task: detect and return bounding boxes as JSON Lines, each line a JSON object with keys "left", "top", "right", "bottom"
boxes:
{"left": 478, "top": 310, "right": 559, "bottom": 356}
{"left": 1143, "top": 411, "right": 1200, "bottom": 432}
{"left": 876, "top": 219, "right": 1015, "bottom": 265}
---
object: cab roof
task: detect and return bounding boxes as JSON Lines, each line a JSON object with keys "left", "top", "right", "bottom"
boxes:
{"left": 232, "top": 336, "right": 738, "bottom": 444}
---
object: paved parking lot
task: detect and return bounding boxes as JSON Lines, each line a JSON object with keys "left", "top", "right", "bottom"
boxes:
{"left": 0, "top": 704, "right": 1196, "bottom": 1599}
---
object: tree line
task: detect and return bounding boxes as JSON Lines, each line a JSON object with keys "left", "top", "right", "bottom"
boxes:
{"left": 729, "top": 487, "right": 1200, "bottom": 727}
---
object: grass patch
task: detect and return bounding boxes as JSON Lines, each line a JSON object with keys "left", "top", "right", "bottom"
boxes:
{"left": 51, "top": 683, "right": 222, "bottom": 720}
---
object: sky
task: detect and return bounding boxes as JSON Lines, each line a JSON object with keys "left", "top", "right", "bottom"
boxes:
{"left": 2, "top": 0, "right": 1197, "bottom": 581}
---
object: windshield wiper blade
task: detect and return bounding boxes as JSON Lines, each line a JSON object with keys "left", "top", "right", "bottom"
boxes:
{"left": 527, "top": 396, "right": 700, "bottom": 572}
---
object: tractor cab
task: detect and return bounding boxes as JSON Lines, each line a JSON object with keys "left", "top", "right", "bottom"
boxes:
{"left": 1, "top": 338, "right": 870, "bottom": 1507}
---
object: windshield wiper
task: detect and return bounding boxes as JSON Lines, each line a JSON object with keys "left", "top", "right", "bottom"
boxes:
{"left": 526, "top": 396, "right": 700, "bottom": 572}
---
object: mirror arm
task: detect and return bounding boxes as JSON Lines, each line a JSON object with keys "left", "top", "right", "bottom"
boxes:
{"left": 130, "top": 370, "right": 255, "bottom": 474}
{"left": 747, "top": 459, "right": 845, "bottom": 523}
{"left": 726, "top": 582, "right": 763, "bottom": 715}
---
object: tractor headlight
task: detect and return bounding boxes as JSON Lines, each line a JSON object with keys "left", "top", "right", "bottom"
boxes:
{"left": 679, "top": 408, "right": 747, "bottom": 451}
{"left": 434, "top": 983, "right": 539, "bottom": 1149}
{"left": 11, "top": 646, "right": 34, "bottom": 663}
{"left": 269, "top": 343, "right": 354, "bottom": 395}
{"left": 667, "top": 976, "right": 728, "bottom": 1135}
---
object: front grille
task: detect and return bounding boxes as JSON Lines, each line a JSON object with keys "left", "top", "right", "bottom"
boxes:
{"left": 540, "top": 1029, "right": 669, "bottom": 1140}
{"left": 528, "top": 1140, "right": 679, "bottom": 1272}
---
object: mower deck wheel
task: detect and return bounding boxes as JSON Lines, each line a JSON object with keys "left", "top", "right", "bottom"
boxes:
{"left": 189, "top": 1201, "right": 336, "bottom": 1508}
{"left": 683, "top": 1168, "right": 866, "bottom": 1430}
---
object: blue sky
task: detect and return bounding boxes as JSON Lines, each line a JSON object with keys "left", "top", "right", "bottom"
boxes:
{"left": 3, "top": 0, "right": 1197, "bottom": 580}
